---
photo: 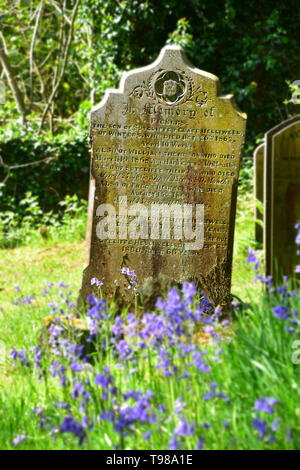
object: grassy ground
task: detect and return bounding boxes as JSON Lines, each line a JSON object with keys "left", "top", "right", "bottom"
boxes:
{"left": 0, "top": 189, "right": 262, "bottom": 361}
{"left": 0, "top": 189, "right": 260, "bottom": 352}
{"left": 4, "top": 187, "right": 297, "bottom": 451}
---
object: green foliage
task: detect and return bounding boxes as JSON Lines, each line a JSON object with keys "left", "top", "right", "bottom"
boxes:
{"left": 1, "top": 0, "right": 300, "bottom": 207}
{"left": 0, "top": 192, "right": 87, "bottom": 248}
{"left": 0, "top": 134, "right": 89, "bottom": 215}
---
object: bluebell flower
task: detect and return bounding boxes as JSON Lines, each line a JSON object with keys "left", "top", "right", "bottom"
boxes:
{"left": 57, "top": 401, "right": 70, "bottom": 409}
{"left": 13, "top": 434, "right": 26, "bottom": 446}
{"left": 143, "top": 430, "right": 152, "bottom": 440}
{"left": 116, "top": 339, "right": 134, "bottom": 360}
{"left": 203, "top": 381, "right": 230, "bottom": 402}
{"left": 59, "top": 416, "right": 85, "bottom": 445}
{"left": 174, "top": 397, "right": 186, "bottom": 415}
{"left": 70, "top": 361, "right": 84, "bottom": 372}
{"left": 121, "top": 267, "right": 139, "bottom": 292}
{"left": 169, "top": 435, "right": 178, "bottom": 450}
{"left": 58, "top": 280, "right": 68, "bottom": 288}
{"left": 49, "top": 361, "right": 66, "bottom": 378}
{"left": 100, "top": 410, "right": 115, "bottom": 422}
{"left": 91, "top": 277, "right": 103, "bottom": 287}
{"left": 247, "top": 248, "right": 256, "bottom": 263}
{"left": 273, "top": 305, "right": 289, "bottom": 320}
{"left": 271, "top": 418, "right": 281, "bottom": 432}
{"left": 10, "top": 348, "right": 30, "bottom": 367}
{"left": 254, "top": 397, "right": 279, "bottom": 414}
{"left": 111, "top": 316, "right": 124, "bottom": 337}
{"left": 252, "top": 417, "right": 267, "bottom": 440}
{"left": 174, "top": 420, "right": 195, "bottom": 436}
{"left": 202, "top": 422, "right": 211, "bottom": 429}
{"left": 95, "top": 370, "right": 114, "bottom": 388}
{"left": 195, "top": 437, "right": 204, "bottom": 450}
{"left": 182, "top": 281, "right": 197, "bottom": 304}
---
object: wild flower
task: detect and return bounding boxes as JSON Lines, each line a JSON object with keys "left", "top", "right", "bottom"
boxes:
{"left": 273, "top": 304, "right": 289, "bottom": 320}
{"left": 254, "top": 397, "right": 278, "bottom": 415}
{"left": 143, "top": 430, "right": 152, "bottom": 440}
{"left": 113, "top": 390, "right": 156, "bottom": 439}
{"left": 174, "top": 419, "right": 195, "bottom": 436}
{"left": 252, "top": 397, "right": 280, "bottom": 442}
{"left": 182, "top": 281, "right": 197, "bottom": 304}
{"left": 95, "top": 366, "right": 114, "bottom": 389}
{"left": 10, "top": 348, "right": 30, "bottom": 367}
{"left": 247, "top": 248, "right": 260, "bottom": 271}
{"left": 115, "top": 339, "right": 135, "bottom": 361}
{"left": 13, "top": 434, "right": 27, "bottom": 447}
{"left": 111, "top": 316, "right": 124, "bottom": 338}
{"left": 59, "top": 416, "right": 85, "bottom": 445}
{"left": 252, "top": 417, "right": 267, "bottom": 440}
{"left": 169, "top": 435, "right": 178, "bottom": 450}
{"left": 195, "top": 437, "right": 205, "bottom": 450}
{"left": 121, "top": 267, "right": 139, "bottom": 293}
{"left": 203, "top": 381, "right": 230, "bottom": 403}
{"left": 58, "top": 280, "right": 68, "bottom": 288}
{"left": 91, "top": 277, "right": 103, "bottom": 287}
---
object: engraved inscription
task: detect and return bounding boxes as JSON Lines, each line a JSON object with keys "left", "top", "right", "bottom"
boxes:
{"left": 79, "top": 45, "right": 246, "bottom": 312}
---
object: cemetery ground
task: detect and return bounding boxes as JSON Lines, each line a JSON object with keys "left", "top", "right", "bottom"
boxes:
{"left": 0, "top": 184, "right": 299, "bottom": 451}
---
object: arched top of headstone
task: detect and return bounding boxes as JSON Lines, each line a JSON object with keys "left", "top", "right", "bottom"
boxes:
{"left": 254, "top": 142, "right": 264, "bottom": 155}
{"left": 265, "top": 114, "right": 300, "bottom": 139}
{"left": 91, "top": 45, "right": 246, "bottom": 122}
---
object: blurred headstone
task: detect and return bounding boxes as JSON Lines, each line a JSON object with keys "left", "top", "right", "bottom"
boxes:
{"left": 265, "top": 115, "right": 300, "bottom": 280}
{"left": 254, "top": 143, "right": 264, "bottom": 244}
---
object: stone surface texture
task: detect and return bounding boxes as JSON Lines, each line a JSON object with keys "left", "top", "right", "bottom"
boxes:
{"left": 264, "top": 115, "right": 300, "bottom": 280}
{"left": 254, "top": 143, "right": 264, "bottom": 244}
{"left": 79, "top": 46, "right": 246, "bottom": 311}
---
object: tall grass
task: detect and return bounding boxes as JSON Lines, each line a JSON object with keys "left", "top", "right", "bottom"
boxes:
{"left": 0, "top": 188, "right": 299, "bottom": 450}
{"left": 0, "top": 265, "right": 299, "bottom": 450}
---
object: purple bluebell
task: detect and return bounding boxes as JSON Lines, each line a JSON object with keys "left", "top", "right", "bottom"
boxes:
{"left": 273, "top": 305, "right": 289, "bottom": 320}
{"left": 252, "top": 417, "right": 267, "bottom": 440}
{"left": 13, "top": 434, "right": 26, "bottom": 446}
{"left": 169, "top": 435, "right": 178, "bottom": 450}
{"left": 174, "top": 420, "right": 195, "bottom": 435}
{"left": 195, "top": 437, "right": 204, "bottom": 450}
{"left": 59, "top": 416, "right": 85, "bottom": 445}
{"left": 254, "top": 397, "right": 279, "bottom": 414}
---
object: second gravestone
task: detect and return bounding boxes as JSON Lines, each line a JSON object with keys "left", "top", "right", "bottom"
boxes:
{"left": 265, "top": 114, "right": 300, "bottom": 280}
{"left": 79, "top": 46, "right": 246, "bottom": 312}
{"left": 254, "top": 142, "right": 264, "bottom": 244}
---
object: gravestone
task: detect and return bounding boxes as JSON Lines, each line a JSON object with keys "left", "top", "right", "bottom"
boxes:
{"left": 79, "top": 45, "right": 246, "bottom": 312}
{"left": 265, "top": 115, "right": 300, "bottom": 280}
{"left": 254, "top": 143, "right": 264, "bottom": 244}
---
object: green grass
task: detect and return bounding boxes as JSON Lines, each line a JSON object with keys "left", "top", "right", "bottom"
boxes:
{"left": 0, "top": 277, "right": 299, "bottom": 450}
{"left": 0, "top": 188, "right": 298, "bottom": 450}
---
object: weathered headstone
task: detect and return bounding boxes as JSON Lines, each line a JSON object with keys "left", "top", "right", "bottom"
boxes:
{"left": 254, "top": 143, "right": 264, "bottom": 244}
{"left": 79, "top": 45, "right": 246, "bottom": 312}
{"left": 265, "top": 115, "right": 300, "bottom": 280}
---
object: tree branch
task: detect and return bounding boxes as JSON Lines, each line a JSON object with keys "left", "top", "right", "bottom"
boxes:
{"left": 0, "top": 33, "right": 27, "bottom": 124}
{"left": 1, "top": 156, "right": 56, "bottom": 185}
{"left": 29, "top": 0, "right": 45, "bottom": 108}
{"left": 38, "top": 0, "right": 81, "bottom": 133}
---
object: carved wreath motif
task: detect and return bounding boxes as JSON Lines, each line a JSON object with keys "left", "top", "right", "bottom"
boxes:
{"left": 129, "top": 69, "right": 208, "bottom": 106}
